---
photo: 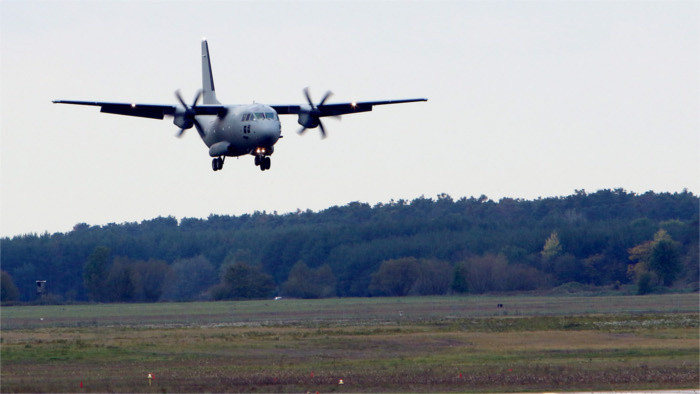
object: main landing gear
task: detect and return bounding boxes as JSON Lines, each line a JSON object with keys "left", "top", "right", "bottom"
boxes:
{"left": 212, "top": 156, "right": 224, "bottom": 171}
{"left": 255, "top": 155, "right": 271, "bottom": 171}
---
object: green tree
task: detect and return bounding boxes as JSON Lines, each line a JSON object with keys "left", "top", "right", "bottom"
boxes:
{"left": 649, "top": 232, "right": 681, "bottom": 286}
{"left": 106, "top": 258, "right": 136, "bottom": 302}
{"left": 1, "top": 270, "right": 20, "bottom": 302}
{"left": 281, "top": 262, "right": 337, "bottom": 298}
{"left": 411, "top": 260, "right": 452, "bottom": 295}
{"left": 369, "top": 258, "right": 420, "bottom": 296}
{"left": 281, "top": 261, "right": 313, "bottom": 298}
{"left": 83, "top": 246, "right": 110, "bottom": 302}
{"left": 0, "top": 189, "right": 697, "bottom": 301}
{"left": 551, "top": 254, "right": 586, "bottom": 284}
{"left": 462, "top": 254, "right": 508, "bottom": 294}
{"left": 133, "top": 259, "right": 170, "bottom": 302}
{"left": 161, "top": 256, "right": 217, "bottom": 301}
{"left": 314, "top": 265, "right": 337, "bottom": 297}
{"left": 213, "top": 261, "right": 275, "bottom": 300}
{"left": 501, "top": 264, "right": 546, "bottom": 291}
{"left": 636, "top": 271, "right": 656, "bottom": 295}
{"left": 451, "top": 261, "right": 469, "bottom": 293}
{"left": 628, "top": 229, "right": 682, "bottom": 288}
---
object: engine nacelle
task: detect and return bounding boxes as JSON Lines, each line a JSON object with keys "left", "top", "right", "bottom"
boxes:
{"left": 297, "top": 113, "right": 319, "bottom": 129}
{"left": 174, "top": 114, "right": 193, "bottom": 129}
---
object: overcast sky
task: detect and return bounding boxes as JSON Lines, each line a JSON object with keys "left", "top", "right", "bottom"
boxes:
{"left": 1, "top": 0, "right": 698, "bottom": 237}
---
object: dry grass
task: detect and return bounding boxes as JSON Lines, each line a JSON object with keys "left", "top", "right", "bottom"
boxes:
{"left": 1, "top": 294, "right": 698, "bottom": 392}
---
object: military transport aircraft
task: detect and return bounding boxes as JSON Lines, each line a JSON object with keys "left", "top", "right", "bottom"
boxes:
{"left": 53, "top": 40, "right": 427, "bottom": 172}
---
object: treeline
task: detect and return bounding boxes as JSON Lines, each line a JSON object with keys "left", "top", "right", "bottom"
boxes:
{"left": 1, "top": 189, "right": 698, "bottom": 303}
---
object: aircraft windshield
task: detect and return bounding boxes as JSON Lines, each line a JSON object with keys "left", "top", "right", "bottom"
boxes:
{"left": 242, "top": 112, "right": 277, "bottom": 121}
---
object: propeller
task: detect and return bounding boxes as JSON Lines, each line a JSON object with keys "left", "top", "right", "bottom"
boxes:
{"left": 174, "top": 90, "right": 203, "bottom": 138}
{"left": 297, "top": 87, "right": 333, "bottom": 138}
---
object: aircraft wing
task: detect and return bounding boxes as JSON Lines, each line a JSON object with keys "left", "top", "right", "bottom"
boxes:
{"left": 52, "top": 100, "right": 228, "bottom": 119}
{"left": 271, "top": 98, "right": 427, "bottom": 117}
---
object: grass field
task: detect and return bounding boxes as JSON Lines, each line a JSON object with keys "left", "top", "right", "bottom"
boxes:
{"left": 1, "top": 293, "right": 698, "bottom": 392}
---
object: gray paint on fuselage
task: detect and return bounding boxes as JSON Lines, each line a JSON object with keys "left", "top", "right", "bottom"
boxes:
{"left": 199, "top": 103, "right": 281, "bottom": 157}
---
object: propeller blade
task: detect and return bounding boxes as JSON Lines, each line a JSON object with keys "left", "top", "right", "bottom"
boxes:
{"left": 303, "top": 87, "right": 314, "bottom": 108}
{"left": 297, "top": 126, "right": 308, "bottom": 135}
{"left": 193, "top": 118, "right": 203, "bottom": 131}
{"left": 318, "top": 120, "right": 327, "bottom": 139}
{"left": 192, "top": 119, "right": 205, "bottom": 138}
{"left": 176, "top": 128, "right": 186, "bottom": 138}
{"left": 175, "top": 90, "right": 187, "bottom": 108}
{"left": 319, "top": 91, "right": 333, "bottom": 106}
{"left": 191, "top": 90, "right": 202, "bottom": 107}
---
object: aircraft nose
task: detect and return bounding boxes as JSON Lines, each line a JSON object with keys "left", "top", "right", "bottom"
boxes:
{"left": 257, "top": 121, "right": 281, "bottom": 146}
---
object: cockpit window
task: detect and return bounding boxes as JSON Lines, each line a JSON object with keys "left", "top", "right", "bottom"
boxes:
{"left": 244, "top": 112, "right": 276, "bottom": 121}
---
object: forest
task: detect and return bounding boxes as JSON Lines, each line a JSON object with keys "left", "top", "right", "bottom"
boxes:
{"left": 1, "top": 189, "right": 698, "bottom": 303}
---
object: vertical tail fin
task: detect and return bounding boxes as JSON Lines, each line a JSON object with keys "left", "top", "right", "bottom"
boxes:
{"left": 201, "top": 40, "right": 220, "bottom": 105}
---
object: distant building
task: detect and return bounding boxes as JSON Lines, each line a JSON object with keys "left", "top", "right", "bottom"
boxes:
{"left": 36, "top": 280, "right": 47, "bottom": 298}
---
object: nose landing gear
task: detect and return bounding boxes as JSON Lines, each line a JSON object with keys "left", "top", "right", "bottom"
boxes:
{"left": 255, "top": 155, "right": 271, "bottom": 171}
{"left": 212, "top": 156, "right": 224, "bottom": 171}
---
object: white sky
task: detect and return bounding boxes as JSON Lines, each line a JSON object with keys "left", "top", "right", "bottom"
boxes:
{"left": 1, "top": 0, "right": 698, "bottom": 237}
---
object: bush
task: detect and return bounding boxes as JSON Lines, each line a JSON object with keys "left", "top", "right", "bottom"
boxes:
{"left": 370, "top": 258, "right": 452, "bottom": 297}
{"left": 1, "top": 270, "right": 19, "bottom": 302}
{"left": 636, "top": 272, "right": 656, "bottom": 295}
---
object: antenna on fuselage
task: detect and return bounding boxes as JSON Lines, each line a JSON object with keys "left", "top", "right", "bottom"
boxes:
{"left": 201, "top": 39, "right": 220, "bottom": 105}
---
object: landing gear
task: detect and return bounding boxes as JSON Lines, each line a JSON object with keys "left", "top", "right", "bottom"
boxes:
{"left": 254, "top": 155, "right": 271, "bottom": 171}
{"left": 212, "top": 156, "right": 224, "bottom": 171}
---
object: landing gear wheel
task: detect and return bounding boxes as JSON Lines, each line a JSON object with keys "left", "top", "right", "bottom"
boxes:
{"left": 254, "top": 155, "right": 261, "bottom": 166}
{"left": 259, "top": 156, "right": 271, "bottom": 171}
{"left": 212, "top": 157, "right": 224, "bottom": 171}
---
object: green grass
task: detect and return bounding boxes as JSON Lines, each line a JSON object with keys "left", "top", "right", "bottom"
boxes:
{"left": 1, "top": 293, "right": 698, "bottom": 392}
{"left": 2, "top": 293, "right": 698, "bottom": 330}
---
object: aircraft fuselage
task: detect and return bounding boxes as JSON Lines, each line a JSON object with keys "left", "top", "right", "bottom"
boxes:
{"left": 198, "top": 103, "right": 281, "bottom": 158}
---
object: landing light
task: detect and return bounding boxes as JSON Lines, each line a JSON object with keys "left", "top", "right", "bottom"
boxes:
{"left": 131, "top": 103, "right": 136, "bottom": 108}
{"left": 351, "top": 101, "right": 357, "bottom": 107}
